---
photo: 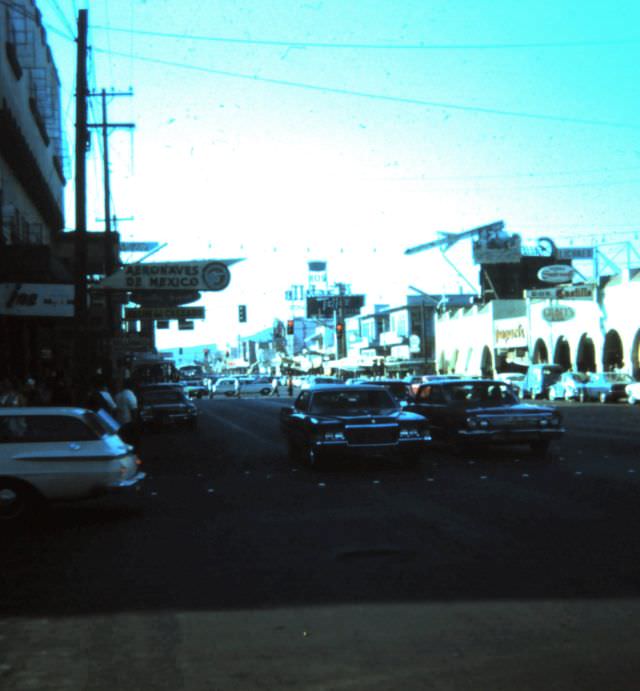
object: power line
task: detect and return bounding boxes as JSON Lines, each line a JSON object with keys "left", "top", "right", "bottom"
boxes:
{"left": 44, "top": 0, "right": 76, "bottom": 39}
{"left": 89, "top": 24, "right": 640, "bottom": 52}
{"left": 91, "top": 47, "right": 640, "bottom": 130}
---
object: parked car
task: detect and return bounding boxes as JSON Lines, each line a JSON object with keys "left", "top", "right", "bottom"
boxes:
{"left": 280, "top": 385, "right": 431, "bottom": 469}
{"left": 521, "top": 364, "right": 563, "bottom": 399}
{"left": 496, "top": 372, "right": 526, "bottom": 397}
{"left": 580, "top": 372, "right": 634, "bottom": 403}
{"left": 211, "top": 377, "right": 240, "bottom": 397}
{"left": 0, "top": 407, "right": 145, "bottom": 522}
{"left": 353, "top": 379, "right": 415, "bottom": 406}
{"left": 406, "top": 378, "right": 564, "bottom": 457}
{"left": 625, "top": 380, "right": 640, "bottom": 405}
{"left": 138, "top": 383, "right": 198, "bottom": 428}
{"left": 547, "top": 371, "right": 590, "bottom": 401}
{"left": 403, "top": 374, "right": 462, "bottom": 396}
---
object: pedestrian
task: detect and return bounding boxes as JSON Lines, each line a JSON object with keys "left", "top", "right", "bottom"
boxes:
{"left": 114, "top": 378, "right": 140, "bottom": 452}
{"left": 287, "top": 375, "right": 293, "bottom": 397}
{"left": 271, "top": 376, "right": 280, "bottom": 397}
{"left": 87, "top": 378, "right": 117, "bottom": 417}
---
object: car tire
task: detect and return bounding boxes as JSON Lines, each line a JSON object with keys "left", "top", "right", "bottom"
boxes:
{"left": 530, "top": 440, "right": 551, "bottom": 459}
{"left": 0, "top": 480, "right": 39, "bottom": 524}
{"left": 599, "top": 392, "right": 608, "bottom": 404}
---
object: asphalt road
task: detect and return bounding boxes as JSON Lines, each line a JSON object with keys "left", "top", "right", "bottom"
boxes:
{"left": 2, "top": 396, "right": 640, "bottom": 690}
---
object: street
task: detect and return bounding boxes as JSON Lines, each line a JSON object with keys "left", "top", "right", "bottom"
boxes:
{"left": 2, "top": 397, "right": 640, "bottom": 690}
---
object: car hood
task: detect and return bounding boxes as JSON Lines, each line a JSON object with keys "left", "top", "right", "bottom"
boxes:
{"left": 465, "top": 403, "right": 555, "bottom": 416}
{"left": 312, "top": 410, "right": 424, "bottom": 424}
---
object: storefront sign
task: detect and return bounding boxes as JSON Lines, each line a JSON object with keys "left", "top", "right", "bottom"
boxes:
{"left": 0, "top": 283, "right": 74, "bottom": 317}
{"left": 557, "top": 247, "right": 594, "bottom": 260}
{"left": 306, "top": 294, "right": 365, "bottom": 318}
{"left": 542, "top": 306, "right": 576, "bottom": 323}
{"left": 537, "top": 264, "right": 575, "bottom": 284}
{"left": 494, "top": 320, "right": 528, "bottom": 349}
{"left": 100, "top": 260, "right": 238, "bottom": 291}
{"left": 525, "top": 284, "right": 595, "bottom": 300}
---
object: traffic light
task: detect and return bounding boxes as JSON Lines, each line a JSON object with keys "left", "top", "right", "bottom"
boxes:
{"left": 238, "top": 305, "right": 247, "bottom": 323}
{"left": 336, "top": 322, "right": 346, "bottom": 357}
{"left": 287, "top": 319, "right": 294, "bottom": 335}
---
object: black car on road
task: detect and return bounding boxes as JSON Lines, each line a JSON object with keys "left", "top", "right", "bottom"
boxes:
{"left": 137, "top": 383, "right": 198, "bottom": 429}
{"left": 406, "top": 378, "right": 564, "bottom": 457}
{"left": 280, "top": 385, "right": 431, "bottom": 469}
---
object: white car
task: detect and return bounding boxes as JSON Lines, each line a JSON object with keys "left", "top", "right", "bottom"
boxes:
{"left": 496, "top": 372, "right": 526, "bottom": 397}
{"left": 211, "top": 377, "right": 240, "bottom": 396}
{"left": 300, "top": 376, "right": 342, "bottom": 390}
{"left": 237, "top": 377, "right": 274, "bottom": 395}
{"left": 0, "top": 407, "right": 144, "bottom": 522}
{"left": 626, "top": 380, "right": 640, "bottom": 405}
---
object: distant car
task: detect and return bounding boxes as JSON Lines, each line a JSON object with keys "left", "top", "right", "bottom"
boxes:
{"left": 237, "top": 376, "right": 274, "bottom": 396}
{"left": 496, "top": 372, "right": 526, "bottom": 397}
{"left": 625, "top": 380, "right": 640, "bottom": 405}
{"left": 138, "top": 383, "right": 198, "bottom": 428}
{"left": 581, "top": 372, "right": 634, "bottom": 403}
{"left": 0, "top": 407, "right": 144, "bottom": 522}
{"left": 403, "top": 374, "right": 462, "bottom": 396}
{"left": 180, "top": 378, "right": 209, "bottom": 399}
{"left": 353, "top": 379, "right": 414, "bottom": 406}
{"left": 280, "top": 385, "right": 431, "bottom": 469}
{"left": 211, "top": 377, "right": 240, "bottom": 397}
{"left": 547, "top": 371, "right": 590, "bottom": 401}
{"left": 521, "top": 364, "right": 563, "bottom": 399}
{"left": 406, "top": 378, "right": 564, "bottom": 457}
{"left": 300, "top": 376, "right": 341, "bottom": 390}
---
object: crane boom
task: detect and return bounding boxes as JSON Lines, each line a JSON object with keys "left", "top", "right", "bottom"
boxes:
{"left": 404, "top": 221, "right": 505, "bottom": 256}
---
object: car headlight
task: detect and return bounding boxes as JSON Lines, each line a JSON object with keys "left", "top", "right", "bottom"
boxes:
{"left": 466, "top": 416, "right": 478, "bottom": 429}
{"left": 539, "top": 418, "right": 549, "bottom": 427}
{"left": 479, "top": 419, "right": 489, "bottom": 428}
{"left": 323, "top": 430, "right": 346, "bottom": 441}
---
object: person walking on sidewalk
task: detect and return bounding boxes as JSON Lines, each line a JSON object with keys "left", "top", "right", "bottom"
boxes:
{"left": 115, "top": 379, "right": 140, "bottom": 452}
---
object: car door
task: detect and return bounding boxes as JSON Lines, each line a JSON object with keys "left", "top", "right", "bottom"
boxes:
{"left": 408, "top": 384, "right": 449, "bottom": 439}
{"left": 1, "top": 413, "right": 119, "bottom": 500}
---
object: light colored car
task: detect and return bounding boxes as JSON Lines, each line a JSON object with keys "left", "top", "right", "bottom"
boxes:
{"left": 496, "top": 372, "right": 526, "bottom": 397}
{"left": 300, "top": 376, "right": 341, "bottom": 390}
{"left": 237, "top": 377, "right": 274, "bottom": 396}
{"left": 625, "top": 380, "right": 640, "bottom": 405}
{"left": 211, "top": 377, "right": 240, "bottom": 396}
{"left": 0, "top": 407, "right": 144, "bottom": 522}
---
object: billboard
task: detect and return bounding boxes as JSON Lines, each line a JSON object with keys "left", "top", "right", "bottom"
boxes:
{"left": 307, "top": 294, "right": 365, "bottom": 319}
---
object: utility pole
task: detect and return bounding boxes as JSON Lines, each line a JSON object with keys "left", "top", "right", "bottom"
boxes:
{"left": 73, "top": 8, "right": 88, "bottom": 401}
{"left": 87, "top": 88, "right": 134, "bottom": 342}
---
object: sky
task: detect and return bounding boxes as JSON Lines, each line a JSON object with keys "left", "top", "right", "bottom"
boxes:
{"left": 39, "top": 0, "right": 640, "bottom": 350}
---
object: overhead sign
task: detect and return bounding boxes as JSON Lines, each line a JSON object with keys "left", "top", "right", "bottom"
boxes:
{"left": 525, "top": 284, "right": 596, "bottom": 300}
{"left": 307, "top": 294, "right": 365, "bottom": 319}
{"left": 542, "top": 306, "right": 576, "bottom": 323}
{"left": 178, "top": 320, "right": 195, "bottom": 330}
{"left": 536, "top": 264, "right": 575, "bottom": 284}
{"left": 120, "top": 241, "right": 160, "bottom": 252}
{"left": 0, "top": 283, "right": 74, "bottom": 317}
{"left": 131, "top": 290, "right": 201, "bottom": 307}
{"left": 100, "top": 260, "right": 239, "bottom": 291}
{"left": 125, "top": 306, "right": 205, "bottom": 321}
{"left": 156, "top": 320, "right": 170, "bottom": 329}
{"left": 557, "top": 247, "right": 594, "bottom": 260}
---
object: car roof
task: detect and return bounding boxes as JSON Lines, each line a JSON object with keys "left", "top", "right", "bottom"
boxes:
{"left": 0, "top": 406, "right": 87, "bottom": 416}
{"left": 307, "top": 384, "right": 395, "bottom": 393}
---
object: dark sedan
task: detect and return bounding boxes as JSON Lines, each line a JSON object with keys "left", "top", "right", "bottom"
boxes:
{"left": 280, "top": 385, "right": 431, "bottom": 469}
{"left": 352, "top": 379, "right": 415, "bottom": 406}
{"left": 406, "top": 379, "right": 564, "bottom": 457}
{"left": 137, "top": 383, "right": 198, "bottom": 429}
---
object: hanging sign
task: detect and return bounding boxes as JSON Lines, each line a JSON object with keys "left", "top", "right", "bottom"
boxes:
{"left": 125, "top": 306, "right": 205, "bottom": 321}
{"left": 100, "top": 259, "right": 240, "bottom": 291}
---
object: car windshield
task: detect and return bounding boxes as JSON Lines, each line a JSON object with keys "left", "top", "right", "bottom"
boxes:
{"left": 445, "top": 382, "right": 519, "bottom": 406}
{"left": 310, "top": 389, "right": 397, "bottom": 414}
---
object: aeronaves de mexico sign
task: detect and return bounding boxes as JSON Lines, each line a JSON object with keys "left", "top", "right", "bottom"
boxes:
{"left": 99, "top": 260, "right": 240, "bottom": 291}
